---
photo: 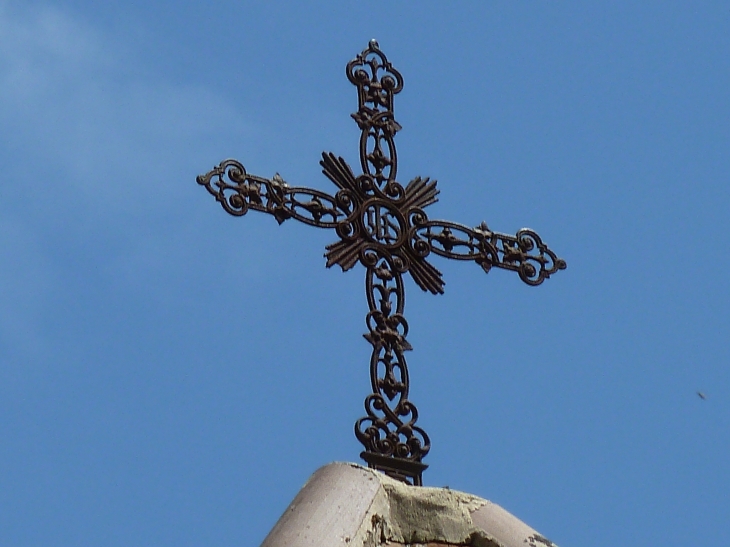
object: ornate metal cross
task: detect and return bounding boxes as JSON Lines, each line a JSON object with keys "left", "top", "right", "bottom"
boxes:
{"left": 197, "top": 40, "right": 566, "bottom": 486}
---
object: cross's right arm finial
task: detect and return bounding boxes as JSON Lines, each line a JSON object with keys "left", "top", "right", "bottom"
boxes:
{"left": 413, "top": 219, "right": 567, "bottom": 287}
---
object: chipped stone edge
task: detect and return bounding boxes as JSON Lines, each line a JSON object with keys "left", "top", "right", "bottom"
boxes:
{"left": 345, "top": 464, "right": 505, "bottom": 547}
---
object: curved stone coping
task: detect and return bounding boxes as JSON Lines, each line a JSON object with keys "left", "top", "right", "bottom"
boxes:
{"left": 261, "top": 462, "right": 558, "bottom": 547}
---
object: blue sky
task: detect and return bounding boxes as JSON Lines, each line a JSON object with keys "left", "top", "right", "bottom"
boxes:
{"left": 1, "top": 1, "right": 728, "bottom": 546}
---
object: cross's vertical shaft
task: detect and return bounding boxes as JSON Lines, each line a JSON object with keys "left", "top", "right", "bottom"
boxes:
{"left": 341, "top": 41, "right": 430, "bottom": 484}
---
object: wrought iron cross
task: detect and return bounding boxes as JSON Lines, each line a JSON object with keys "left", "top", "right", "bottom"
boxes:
{"left": 197, "top": 40, "right": 566, "bottom": 486}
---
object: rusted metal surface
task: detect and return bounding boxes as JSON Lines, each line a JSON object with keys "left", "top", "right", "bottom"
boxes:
{"left": 197, "top": 40, "right": 566, "bottom": 486}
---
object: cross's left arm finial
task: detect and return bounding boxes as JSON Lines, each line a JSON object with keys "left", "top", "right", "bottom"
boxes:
{"left": 197, "top": 159, "right": 351, "bottom": 228}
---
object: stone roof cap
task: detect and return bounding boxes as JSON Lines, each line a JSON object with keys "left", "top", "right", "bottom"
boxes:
{"left": 261, "top": 462, "right": 558, "bottom": 547}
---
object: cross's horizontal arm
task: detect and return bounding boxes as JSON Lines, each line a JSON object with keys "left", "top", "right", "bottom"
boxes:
{"left": 197, "top": 159, "right": 350, "bottom": 228}
{"left": 412, "top": 219, "right": 566, "bottom": 287}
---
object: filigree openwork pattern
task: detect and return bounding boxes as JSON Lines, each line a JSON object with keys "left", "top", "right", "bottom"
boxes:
{"left": 197, "top": 40, "right": 566, "bottom": 486}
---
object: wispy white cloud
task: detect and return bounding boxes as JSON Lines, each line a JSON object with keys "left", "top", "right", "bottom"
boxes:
{"left": 0, "top": 2, "right": 251, "bottom": 365}
{"left": 0, "top": 2, "right": 110, "bottom": 96}
{"left": 0, "top": 1, "right": 246, "bottom": 204}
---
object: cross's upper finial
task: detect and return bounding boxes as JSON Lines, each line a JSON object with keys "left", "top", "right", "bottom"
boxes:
{"left": 197, "top": 41, "right": 566, "bottom": 486}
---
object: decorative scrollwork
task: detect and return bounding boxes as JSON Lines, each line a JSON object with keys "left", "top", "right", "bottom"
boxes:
{"left": 347, "top": 39, "right": 403, "bottom": 111}
{"left": 196, "top": 159, "right": 349, "bottom": 227}
{"left": 347, "top": 40, "right": 404, "bottom": 189}
{"left": 321, "top": 151, "right": 445, "bottom": 296}
{"left": 413, "top": 220, "right": 566, "bottom": 285}
{"left": 197, "top": 41, "right": 566, "bottom": 487}
{"left": 356, "top": 253, "right": 430, "bottom": 485}
{"left": 479, "top": 223, "right": 567, "bottom": 285}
